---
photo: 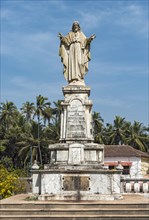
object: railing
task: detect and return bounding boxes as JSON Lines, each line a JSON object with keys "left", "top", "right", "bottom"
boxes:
{"left": 121, "top": 177, "right": 149, "bottom": 193}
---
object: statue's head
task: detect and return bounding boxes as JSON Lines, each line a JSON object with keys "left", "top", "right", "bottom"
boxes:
{"left": 72, "top": 21, "right": 80, "bottom": 32}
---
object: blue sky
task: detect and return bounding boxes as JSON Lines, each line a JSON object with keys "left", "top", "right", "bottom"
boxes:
{"left": 1, "top": 0, "right": 148, "bottom": 125}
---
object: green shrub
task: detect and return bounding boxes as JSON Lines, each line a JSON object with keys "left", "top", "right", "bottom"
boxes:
{"left": 0, "top": 165, "right": 26, "bottom": 199}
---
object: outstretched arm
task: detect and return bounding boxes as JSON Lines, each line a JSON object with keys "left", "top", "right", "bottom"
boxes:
{"left": 57, "top": 32, "right": 63, "bottom": 40}
{"left": 86, "top": 34, "right": 96, "bottom": 45}
{"left": 89, "top": 34, "right": 96, "bottom": 41}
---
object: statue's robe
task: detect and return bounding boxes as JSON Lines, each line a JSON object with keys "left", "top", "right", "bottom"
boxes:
{"left": 59, "top": 31, "right": 91, "bottom": 83}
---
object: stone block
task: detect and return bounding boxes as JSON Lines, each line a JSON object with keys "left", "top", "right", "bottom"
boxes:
{"left": 84, "top": 150, "right": 96, "bottom": 162}
{"left": 32, "top": 173, "right": 41, "bottom": 194}
{"left": 57, "top": 150, "right": 68, "bottom": 162}
{"left": 68, "top": 143, "right": 84, "bottom": 164}
{"left": 41, "top": 174, "right": 61, "bottom": 194}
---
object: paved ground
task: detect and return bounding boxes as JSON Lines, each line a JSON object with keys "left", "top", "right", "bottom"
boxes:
{"left": 1, "top": 193, "right": 149, "bottom": 204}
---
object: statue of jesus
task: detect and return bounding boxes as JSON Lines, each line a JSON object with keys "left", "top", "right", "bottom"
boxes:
{"left": 58, "top": 21, "right": 96, "bottom": 84}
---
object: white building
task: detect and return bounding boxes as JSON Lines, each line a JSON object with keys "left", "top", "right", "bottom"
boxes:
{"left": 104, "top": 145, "right": 149, "bottom": 178}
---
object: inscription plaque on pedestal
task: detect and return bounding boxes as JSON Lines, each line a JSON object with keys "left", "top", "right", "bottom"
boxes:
{"left": 66, "top": 99, "right": 86, "bottom": 138}
{"left": 62, "top": 176, "right": 89, "bottom": 191}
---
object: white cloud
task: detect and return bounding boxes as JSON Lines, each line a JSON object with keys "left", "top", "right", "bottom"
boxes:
{"left": 115, "top": 3, "right": 148, "bottom": 38}
{"left": 78, "top": 2, "right": 148, "bottom": 37}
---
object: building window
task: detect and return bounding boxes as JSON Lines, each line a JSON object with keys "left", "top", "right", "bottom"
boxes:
{"left": 122, "top": 166, "right": 130, "bottom": 175}
{"left": 109, "top": 166, "right": 115, "bottom": 170}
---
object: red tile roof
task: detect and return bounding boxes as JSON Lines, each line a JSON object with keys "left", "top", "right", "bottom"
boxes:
{"left": 104, "top": 145, "right": 149, "bottom": 158}
{"left": 104, "top": 161, "right": 132, "bottom": 166}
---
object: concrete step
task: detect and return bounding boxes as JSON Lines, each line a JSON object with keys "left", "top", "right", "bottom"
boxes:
{"left": 1, "top": 203, "right": 148, "bottom": 209}
{"left": 1, "top": 194, "right": 148, "bottom": 220}
{"left": 1, "top": 208, "right": 148, "bottom": 215}
{"left": 1, "top": 215, "right": 149, "bottom": 220}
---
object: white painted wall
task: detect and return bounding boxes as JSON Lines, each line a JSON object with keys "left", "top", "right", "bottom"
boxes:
{"left": 104, "top": 156, "right": 142, "bottom": 178}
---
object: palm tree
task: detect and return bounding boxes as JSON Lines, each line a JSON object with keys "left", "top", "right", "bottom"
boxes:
{"left": 2, "top": 123, "right": 24, "bottom": 168}
{"left": 52, "top": 100, "right": 62, "bottom": 119}
{"left": 35, "top": 95, "right": 51, "bottom": 122}
{"left": 125, "top": 121, "right": 149, "bottom": 152}
{"left": 0, "top": 101, "right": 17, "bottom": 130}
{"left": 20, "top": 101, "right": 35, "bottom": 122}
{"left": 52, "top": 100, "right": 62, "bottom": 135}
{"left": 106, "top": 116, "right": 126, "bottom": 145}
{"left": 92, "top": 112, "right": 104, "bottom": 143}
{"left": 34, "top": 95, "right": 51, "bottom": 165}
{"left": 42, "top": 107, "right": 52, "bottom": 125}
{"left": 0, "top": 104, "right": 26, "bottom": 168}
{"left": 18, "top": 121, "right": 40, "bottom": 167}
{"left": 18, "top": 119, "right": 52, "bottom": 167}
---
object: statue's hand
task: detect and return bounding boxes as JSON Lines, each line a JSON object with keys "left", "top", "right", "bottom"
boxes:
{"left": 90, "top": 34, "right": 96, "bottom": 40}
{"left": 58, "top": 32, "right": 63, "bottom": 39}
{"left": 87, "top": 34, "right": 96, "bottom": 44}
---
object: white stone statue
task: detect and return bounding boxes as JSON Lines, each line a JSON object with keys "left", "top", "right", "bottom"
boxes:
{"left": 58, "top": 21, "right": 96, "bottom": 84}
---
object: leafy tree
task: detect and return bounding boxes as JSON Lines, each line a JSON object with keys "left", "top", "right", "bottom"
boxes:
{"left": 0, "top": 165, "right": 26, "bottom": 199}
{"left": 0, "top": 97, "right": 148, "bottom": 177}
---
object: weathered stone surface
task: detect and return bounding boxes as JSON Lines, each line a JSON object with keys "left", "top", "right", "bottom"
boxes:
{"left": 32, "top": 171, "right": 122, "bottom": 200}
{"left": 66, "top": 99, "right": 86, "bottom": 138}
{"left": 49, "top": 143, "right": 104, "bottom": 165}
{"left": 41, "top": 174, "right": 61, "bottom": 194}
{"left": 85, "top": 150, "right": 97, "bottom": 162}
{"left": 57, "top": 150, "right": 68, "bottom": 162}
{"left": 32, "top": 173, "right": 40, "bottom": 194}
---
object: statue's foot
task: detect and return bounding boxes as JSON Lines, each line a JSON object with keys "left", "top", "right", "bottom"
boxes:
{"left": 69, "top": 79, "right": 85, "bottom": 86}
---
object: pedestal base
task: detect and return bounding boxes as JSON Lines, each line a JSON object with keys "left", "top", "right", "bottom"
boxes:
{"left": 32, "top": 169, "right": 122, "bottom": 201}
{"left": 38, "top": 193, "right": 123, "bottom": 201}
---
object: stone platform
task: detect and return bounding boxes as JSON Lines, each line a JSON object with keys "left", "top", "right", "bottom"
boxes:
{"left": 1, "top": 194, "right": 149, "bottom": 220}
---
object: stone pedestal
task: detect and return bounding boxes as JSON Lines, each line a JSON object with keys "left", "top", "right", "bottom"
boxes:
{"left": 49, "top": 84, "right": 104, "bottom": 166}
{"left": 60, "top": 84, "right": 94, "bottom": 143}
{"left": 32, "top": 83, "right": 122, "bottom": 200}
